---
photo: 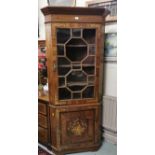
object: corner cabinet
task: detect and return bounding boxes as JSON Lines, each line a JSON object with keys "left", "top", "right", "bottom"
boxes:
{"left": 41, "top": 6, "right": 109, "bottom": 155}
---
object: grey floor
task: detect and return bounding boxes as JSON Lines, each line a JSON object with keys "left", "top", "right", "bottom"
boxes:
{"left": 66, "top": 142, "right": 117, "bottom": 155}
{"left": 39, "top": 141, "right": 117, "bottom": 155}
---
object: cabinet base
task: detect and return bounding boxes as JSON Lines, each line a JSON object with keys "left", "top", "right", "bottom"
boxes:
{"left": 51, "top": 143, "right": 101, "bottom": 155}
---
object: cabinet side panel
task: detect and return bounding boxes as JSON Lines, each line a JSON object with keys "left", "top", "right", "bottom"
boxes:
{"left": 98, "top": 24, "right": 105, "bottom": 102}
{"left": 45, "top": 23, "right": 55, "bottom": 104}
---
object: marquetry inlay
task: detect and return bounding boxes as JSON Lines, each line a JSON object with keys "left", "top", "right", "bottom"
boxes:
{"left": 67, "top": 118, "right": 87, "bottom": 136}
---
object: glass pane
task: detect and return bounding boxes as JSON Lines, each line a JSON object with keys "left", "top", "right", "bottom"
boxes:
{"left": 83, "top": 66, "right": 95, "bottom": 75}
{"left": 66, "top": 46, "right": 87, "bottom": 62}
{"left": 57, "top": 45, "right": 64, "bottom": 56}
{"left": 88, "top": 76, "right": 95, "bottom": 83}
{"left": 67, "top": 38, "right": 86, "bottom": 45}
{"left": 59, "top": 88, "right": 71, "bottom": 100}
{"left": 57, "top": 28, "right": 70, "bottom": 44}
{"left": 67, "top": 71, "right": 87, "bottom": 83}
{"left": 66, "top": 38, "right": 87, "bottom": 62}
{"left": 83, "top": 29, "right": 96, "bottom": 44}
{"left": 59, "top": 77, "right": 65, "bottom": 87}
{"left": 82, "top": 86, "right": 94, "bottom": 98}
{"left": 58, "top": 67, "right": 70, "bottom": 76}
{"left": 72, "top": 64, "right": 81, "bottom": 69}
{"left": 58, "top": 57, "right": 70, "bottom": 66}
{"left": 68, "top": 86, "right": 85, "bottom": 91}
{"left": 89, "top": 45, "right": 96, "bottom": 55}
{"left": 73, "top": 93, "right": 81, "bottom": 99}
{"left": 72, "top": 29, "right": 81, "bottom": 37}
{"left": 83, "top": 56, "right": 95, "bottom": 64}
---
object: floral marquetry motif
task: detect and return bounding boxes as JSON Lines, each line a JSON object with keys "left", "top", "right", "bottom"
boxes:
{"left": 67, "top": 119, "right": 87, "bottom": 136}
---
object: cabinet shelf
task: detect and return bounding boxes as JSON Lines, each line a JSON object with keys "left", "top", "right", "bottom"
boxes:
{"left": 66, "top": 45, "right": 87, "bottom": 47}
{"left": 67, "top": 82, "right": 87, "bottom": 86}
{"left": 58, "top": 64, "right": 95, "bottom": 68}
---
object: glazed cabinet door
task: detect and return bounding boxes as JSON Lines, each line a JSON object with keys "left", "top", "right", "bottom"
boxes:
{"left": 51, "top": 23, "right": 102, "bottom": 105}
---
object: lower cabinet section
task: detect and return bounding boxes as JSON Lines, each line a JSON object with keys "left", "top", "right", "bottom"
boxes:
{"left": 49, "top": 103, "right": 101, "bottom": 154}
{"left": 38, "top": 126, "right": 48, "bottom": 144}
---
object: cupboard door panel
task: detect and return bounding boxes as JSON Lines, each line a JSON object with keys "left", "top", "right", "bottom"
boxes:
{"left": 38, "top": 114, "right": 47, "bottom": 128}
{"left": 60, "top": 109, "right": 95, "bottom": 146}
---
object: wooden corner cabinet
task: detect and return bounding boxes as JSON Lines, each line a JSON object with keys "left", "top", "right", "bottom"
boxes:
{"left": 41, "top": 6, "right": 109, "bottom": 155}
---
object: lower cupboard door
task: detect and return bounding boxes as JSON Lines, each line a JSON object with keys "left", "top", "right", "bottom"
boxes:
{"left": 59, "top": 109, "right": 98, "bottom": 147}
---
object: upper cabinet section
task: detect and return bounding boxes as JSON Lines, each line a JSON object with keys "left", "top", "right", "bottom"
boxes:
{"left": 41, "top": 6, "right": 109, "bottom": 105}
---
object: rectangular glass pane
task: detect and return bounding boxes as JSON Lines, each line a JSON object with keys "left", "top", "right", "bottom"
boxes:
{"left": 89, "top": 45, "right": 96, "bottom": 55}
{"left": 83, "top": 29, "right": 96, "bottom": 44}
{"left": 57, "top": 28, "right": 70, "bottom": 44}
{"left": 57, "top": 45, "right": 64, "bottom": 56}
{"left": 82, "top": 86, "right": 94, "bottom": 98}
{"left": 72, "top": 29, "right": 81, "bottom": 37}
{"left": 59, "top": 77, "right": 65, "bottom": 87}
{"left": 73, "top": 93, "right": 81, "bottom": 99}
